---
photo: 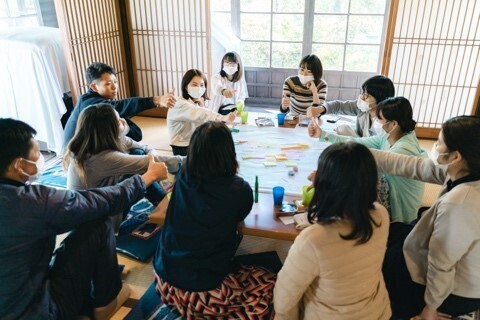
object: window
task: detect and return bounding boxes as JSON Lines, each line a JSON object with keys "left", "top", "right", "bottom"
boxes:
{"left": 211, "top": 0, "right": 389, "bottom": 72}
{"left": 0, "top": 0, "right": 41, "bottom": 29}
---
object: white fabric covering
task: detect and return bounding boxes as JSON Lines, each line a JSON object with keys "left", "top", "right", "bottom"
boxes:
{"left": 0, "top": 27, "right": 69, "bottom": 154}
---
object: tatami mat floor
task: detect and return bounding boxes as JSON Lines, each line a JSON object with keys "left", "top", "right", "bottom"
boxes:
{"left": 111, "top": 115, "right": 441, "bottom": 318}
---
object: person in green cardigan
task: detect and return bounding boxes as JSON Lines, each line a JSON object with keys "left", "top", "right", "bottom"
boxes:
{"left": 308, "top": 96, "right": 426, "bottom": 223}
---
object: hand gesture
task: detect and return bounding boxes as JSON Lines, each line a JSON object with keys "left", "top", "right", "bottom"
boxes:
{"left": 224, "top": 111, "right": 236, "bottom": 123}
{"left": 142, "top": 154, "right": 168, "bottom": 186}
{"left": 193, "top": 97, "right": 205, "bottom": 107}
{"left": 307, "top": 80, "right": 317, "bottom": 93}
{"left": 306, "top": 106, "right": 324, "bottom": 118}
{"left": 158, "top": 88, "right": 176, "bottom": 108}
{"left": 281, "top": 94, "right": 290, "bottom": 110}
{"left": 411, "top": 306, "right": 451, "bottom": 320}
{"left": 308, "top": 116, "right": 322, "bottom": 138}
{"left": 223, "top": 88, "right": 234, "bottom": 98}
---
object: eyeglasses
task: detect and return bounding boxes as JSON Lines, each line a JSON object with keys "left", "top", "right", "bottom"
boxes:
{"left": 360, "top": 91, "right": 371, "bottom": 99}
{"left": 224, "top": 62, "right": 238, "bottom": 67}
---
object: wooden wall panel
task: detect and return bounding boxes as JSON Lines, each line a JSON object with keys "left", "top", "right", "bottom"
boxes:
{"left": 54, "top": 0, "right": 129, "bottom": 103}
{"left": 127, "top": 0, "right": 211, "bottom": 100}
{"left": 383, "top": 0, "right": 480, "bottom": 138}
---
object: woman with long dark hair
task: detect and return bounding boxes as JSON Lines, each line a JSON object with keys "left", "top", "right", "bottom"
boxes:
{"left": 274, "top": 142, "right": 391, "bottom": 319}
{"left": 155, "top": 121, "right": 276, "bottom": 319}
{"left": 375, "top": 115, "right": 480, "bottom": 319}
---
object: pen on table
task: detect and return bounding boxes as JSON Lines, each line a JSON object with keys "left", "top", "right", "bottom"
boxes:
{"left": 254, "top": 175, "right": 259, "bottom": 203}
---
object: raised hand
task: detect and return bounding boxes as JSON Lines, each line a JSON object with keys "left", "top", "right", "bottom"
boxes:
{"left": 281, "top": 93, "right": 291, "bottom": 110}
{"left": 308, "top": 116, "right": 322, "bottom": 138}
{"left": 142, "top": 154, "right": 168, "bottom": 186}
{"left": 222, "top": 88, "right": 234, "bottom": 98}
{"left": 157, "top": 88, "right": 176, "bottom": 108}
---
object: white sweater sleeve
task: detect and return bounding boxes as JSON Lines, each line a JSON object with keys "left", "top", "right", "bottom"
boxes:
{"left": 274, "top": 233, "right": 320, "bottom": 320}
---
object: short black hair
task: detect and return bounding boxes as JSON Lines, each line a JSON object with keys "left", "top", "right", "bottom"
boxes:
{"left": 308, "top": 142, "right": 380, "bottom": 244}
{"left": 185, "top": 121, "right": 238, "bottom": 179}
{"left": 181, "top": 69, "right": 209, "bottom": 101}
{"left": 0, "top": 118, "right": 36, "bottom": 177}
{"left": 442, "top": 115, "right": 480, "bottom": 175}
{"left": 361, "top": 75, "right": 395, "bottom": 104}
{"left": 376, "top": 96, "right": 416, "bottom": 132}
{"left": 85, "top": 62, "right": 117, "bottom": 84}
{"left": 299, "top": 54, "right": 323, "bottom": 85}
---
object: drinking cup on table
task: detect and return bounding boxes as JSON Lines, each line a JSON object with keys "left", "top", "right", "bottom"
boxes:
{"left": 277, "top": 113, "right": 286, "bottom": 126}
{"left": 302, "top": 185, "right": 315, "bottom": 206}
{"left": 273, "top": 186, "right": 285, "bottom": 205}
{"left": 236, "top": 101, "right": 244, "bottom": 114}
{"left": 241, "top": 111, "right": 249, "bottom": 124}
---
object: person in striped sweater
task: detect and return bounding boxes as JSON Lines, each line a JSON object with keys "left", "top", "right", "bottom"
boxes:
{"left": 280, "top": 54, "right": 328, "bottom": 117}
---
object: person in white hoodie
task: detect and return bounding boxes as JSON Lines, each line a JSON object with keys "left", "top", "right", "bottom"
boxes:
{"left": 208, "top": 51, "right": 249, "bottom": 115}
{"left": 167, "top": 69, "right": 236, "bottom": 156}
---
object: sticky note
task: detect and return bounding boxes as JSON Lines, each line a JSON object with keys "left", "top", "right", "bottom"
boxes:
{"left": 275, "top": 154, "right": 288, "bottom": 161}
{"left": 285, "top": 160, "right": 298, "bottom": 167}
{"left": 264, "top": 161, "right": 277, "bottom": 167}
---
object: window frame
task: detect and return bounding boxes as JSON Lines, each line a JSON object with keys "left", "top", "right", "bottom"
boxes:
{"left": 212, "top": 0, "right": 390, "bottom": 72}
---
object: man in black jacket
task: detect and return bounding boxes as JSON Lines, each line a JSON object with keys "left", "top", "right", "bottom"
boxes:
{"left": 0, "top": 118, "right": 167, "bottom": 319}
{"left": 62, "top": 62, "right": 176, "bottom": 152}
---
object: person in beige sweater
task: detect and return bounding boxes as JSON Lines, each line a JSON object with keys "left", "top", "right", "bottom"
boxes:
{"left": 373, "top": 115, "right": 480, "bottom": 320}
{"left": 274, "top": 142, "right": 391, "bottom": 320}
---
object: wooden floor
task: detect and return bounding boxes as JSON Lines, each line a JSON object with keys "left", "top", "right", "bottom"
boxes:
{"left": 112, "top": 115, "right": 441, "bottom": 319}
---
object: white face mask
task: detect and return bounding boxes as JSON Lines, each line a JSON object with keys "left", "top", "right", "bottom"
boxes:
{"left": 372, "top": 119, "right": 388, "bottom": 137}
{"left": 187, "top": 86, "right": 206, "bottom": 99}
{"left": 223, "top": 65, "right": 238, "bottom": 76}
{"left": 429, "top": 143, "right": 451, "bottom": 166}
{"left": 21, "top": 153, "right": 45, "bottom": 183}
{"left": 357, "top": 97, "right": 370, "bottom": 112}
{"left": 298, "top": 74, "right": 314, "bottom": 85}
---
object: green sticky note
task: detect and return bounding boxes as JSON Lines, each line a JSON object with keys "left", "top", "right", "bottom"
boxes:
{"left": 285, "top": 161, "right": 297, "bottom": 167}
{"left": 264, "top": 161, "right": 277, "bottom": 167}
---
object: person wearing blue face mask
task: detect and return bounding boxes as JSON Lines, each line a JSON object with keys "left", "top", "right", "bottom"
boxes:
{"left": 371, "top": 115, "right": 480, "bottom": 320}
{"left": 167, "top": 69, "right": 236, "bottom": 156}
{"left": 308, "top": 96, "right": 426, "bottom": 224}
{"left": 0, "top": 118, "right": 168, "bottom": 320}
{"left": 308, "top": 75, "right": 395, "bottom": 137}
{"left": 280, "top": 54, "right": 328, "bottom": 117}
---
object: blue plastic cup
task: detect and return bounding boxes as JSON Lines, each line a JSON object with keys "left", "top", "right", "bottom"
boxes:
{"left": 278, "top": 113, "right": 286, "bottom": 125}
{"left": 272, "top": 186, "right": 285, "bottom": 205}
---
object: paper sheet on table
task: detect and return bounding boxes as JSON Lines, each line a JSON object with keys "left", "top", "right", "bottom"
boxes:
{"left": 279, "top": 216, "right": 295, "bottom": 225}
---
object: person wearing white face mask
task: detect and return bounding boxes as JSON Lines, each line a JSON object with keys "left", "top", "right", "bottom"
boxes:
{"left": 0, "top": 118, "right": 168, "bottom": 320}
{"left": 280, "top": 54, "right": 328, "bottom": 117}
{"left": 208, "top": 52, "right": 249, "bottom": 115}
{"left": 309, "top": 75, "right": 395, "bottom": 138}
{"left": 308, "top": 97, "right": 426, "bottom": 224}
{"left": 167, "top": 69, "right": 236, "bottom": 156}
{"left": 370, "top": 115, "right": 480, "bottom": 320}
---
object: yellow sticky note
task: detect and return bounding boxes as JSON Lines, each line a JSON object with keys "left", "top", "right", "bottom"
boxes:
{"left": 264, "top": 161, "right": 277, "bottom": 167}
{"left": 275, "top": 154, "right": 288, "bottom": 161}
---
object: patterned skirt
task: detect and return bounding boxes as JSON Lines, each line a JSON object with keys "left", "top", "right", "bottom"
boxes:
{"left": 154, "top": 265, "right": 276, "bottom": 320}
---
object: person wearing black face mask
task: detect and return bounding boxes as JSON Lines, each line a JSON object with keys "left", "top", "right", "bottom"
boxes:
{"left": 371, "top": 115, "right": 480, "bottom": 320}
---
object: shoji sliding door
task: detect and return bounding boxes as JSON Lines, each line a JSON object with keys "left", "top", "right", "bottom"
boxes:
{"left": 55, "top": 0, "right": 211, "bottom": 109}
{"left": 54, "top": 0, "right": 130, "bottom": 103}
{"left": 383, "top": 0, "right": 480, "bottom": 138}
{"left": 126, "top": 0, "right": 211, "bottom": 105}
